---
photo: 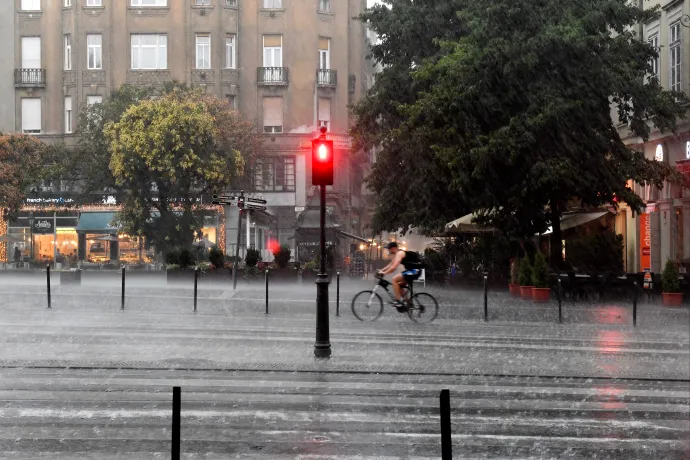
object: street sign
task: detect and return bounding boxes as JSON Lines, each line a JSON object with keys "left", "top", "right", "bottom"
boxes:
{"left": 245, "top": 204, "right": 266, "bottom": 211}
{"left": 214, "top": 194, "right": 242, "bottom": 201}
{"left": 212, "top": 200, "right": 240, "bottom": 206}
{"left": 246, "top": 197, "right": 267, "bottom": 204}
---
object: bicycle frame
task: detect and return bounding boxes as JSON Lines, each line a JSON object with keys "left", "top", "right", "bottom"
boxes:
{"left": 371, "top": 278, "right": 414, "bottom": 305}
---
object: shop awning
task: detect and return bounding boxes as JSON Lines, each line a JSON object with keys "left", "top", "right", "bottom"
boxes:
{"left": 76, "top": 212, "right": 119, "bottom": 233}
{"left": 541, "top": 211, "right": 609, "bottom": 235}
{"left": 337, "top": 230, "right": 370, "bottom": 243}
{"left": 445, "top": 212, "right": 495, "bottom": 233}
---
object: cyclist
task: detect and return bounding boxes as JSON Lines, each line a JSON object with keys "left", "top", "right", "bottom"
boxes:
{"left": 377, "top": 242, "right": 424, "bottom": 310}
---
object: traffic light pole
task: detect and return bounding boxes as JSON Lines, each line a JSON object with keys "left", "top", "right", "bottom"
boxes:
{"left": 231, "top": 191, "right": 245, "bottom": 291}
{"left": 314, "top": 184, "right": 331, "bottom": 358}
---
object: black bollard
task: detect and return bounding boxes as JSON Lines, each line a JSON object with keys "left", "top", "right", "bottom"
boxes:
{"left": 557, "top": 278, "right": 562, "bottom": 324}
{"left": 265, "top": 269, "right": 269, "bottom": 315}
{"left": 46, "top": 264, "right": 51, "bottom": 309}
{"left": 483, "top": 275, "right": 488, "bottom": 321}
{"left": 193, "top": 267, "right": 198, "bottom": 313}
{"left": 121, "top": 266, "right": 126, "bottom": 310}
{"left": 440, "top": 389, "right": 452, "bottom": 459}
{"left": 336, "top": 271, "right": 340, "bottom": 317}
{"left": 172, "top": 386, "right": 181, "bottom": 460}
{"left": 633, "top": 281, "right": 638, "bottom": 327}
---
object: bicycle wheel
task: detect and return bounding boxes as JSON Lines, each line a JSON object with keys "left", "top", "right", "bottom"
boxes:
{"left": 408, "top": 292, "right": 439, "bottom": 323}
{"left": 351, "top": 290, "right": 384, "bottom": 321}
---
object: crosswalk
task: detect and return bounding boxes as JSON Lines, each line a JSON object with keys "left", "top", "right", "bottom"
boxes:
{"left": 0, "top": 368, "right": 687, "bottom": 459}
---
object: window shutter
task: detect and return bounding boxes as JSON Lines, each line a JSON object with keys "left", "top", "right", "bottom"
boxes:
{"left": 22, "top": 37, "right": 41, "bottom": 68}
{"left": 318, "top": 98, "right": 331, "bottom": 122}
{"left": 263, "top": 98, "right": 283, "bottom": 127}
{"left": 22, "top": 99, "right": 41, "bottom": 132}
{"left": 263, "top": 35, "right": 282, "bottom": 48}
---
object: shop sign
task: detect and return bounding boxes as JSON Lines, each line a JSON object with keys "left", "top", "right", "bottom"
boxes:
{"left": 25, "top": 197, "right": 74, "bottom": 205}
{"left": 639, "top": 213, "right": 651, "bottom": 273}
{"left": 298, "top": 241, "right": 335, "bottom": 247}
{"left": 33, "top": 218, "right": 54, "bottom": 234}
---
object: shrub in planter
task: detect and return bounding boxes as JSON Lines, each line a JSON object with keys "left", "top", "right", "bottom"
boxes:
{"left": 245, "top": 248, "right": 261, "bottom": 267}
{"left": 165, "top": 249, "right": 181, "bottom": 266}
{"left": 273, "top": 245, "right": 291, "bottom": 269}
{"left": 209, "top": 246, "right": 224, "bottom": 269}
{"left": 661, "top": 259, "right": 683, "bottom": 306}
{"left": 179, "top": 248, "right": 196, "bottom": 269}
{"left": 509, "top": 257, "right": 521, "bottom": 296}
{"left": 518, "top": 256, "right": 533, "bottom": 298}
{"left": 243, "top": 265, "right": 260, "bottom": 280}
{"left": 531, "top": 252, "right": 551, "bottom": 303}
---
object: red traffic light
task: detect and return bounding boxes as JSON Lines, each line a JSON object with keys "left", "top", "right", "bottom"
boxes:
{"left": 311, "top": 139, "right": 334, "bottom": 186}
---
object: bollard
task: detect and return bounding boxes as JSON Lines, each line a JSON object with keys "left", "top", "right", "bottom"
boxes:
{"left": 121, "top": 266, "right": 126, "bottom": 310}
{"left": 172, "top": 386, "right": 181, "bottom": 460}
{"left": 440, "top": 389, "right": 452, "bottom": 459}
{"left": 265, "top": 269, "right": 269, "bottom": 315}
{"left": 46, "top": 264, "right": 51, "bottom": 309}
{"left": 193, "top": 267, "right": 199, "bottom": 313}
{"left": 336, "top": 271, "right": 340, "bottom": 317}
{"left": 633, "top": 281, "right": 638, "bottom": 327}
{"left": 483, "top": 275, "right": 488, "bottom": 321}
{"left": 557, "top": 278, "right": 562, "bottom": 324}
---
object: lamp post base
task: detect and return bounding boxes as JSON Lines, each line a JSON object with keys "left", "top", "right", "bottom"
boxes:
{"left": 314, "top": 272, "right": 331, "bottom": 358}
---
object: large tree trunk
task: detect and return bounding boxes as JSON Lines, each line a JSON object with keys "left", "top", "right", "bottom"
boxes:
{"left": 550, "top": 205, "right": 563, "bottom": 270}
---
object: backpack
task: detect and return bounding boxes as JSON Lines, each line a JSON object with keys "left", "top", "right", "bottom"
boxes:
{"left": 403, "top": 250, "right": 426, "bottom": 270}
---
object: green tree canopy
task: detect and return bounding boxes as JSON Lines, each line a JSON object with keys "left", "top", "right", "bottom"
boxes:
{"left": 104, "top": 88, "right": 261, "bottom": 254}
{"left": 0, "top": 134, "right": 45, "bottom": 217}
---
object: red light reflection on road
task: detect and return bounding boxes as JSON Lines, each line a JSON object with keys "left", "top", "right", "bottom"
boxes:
{"left": 595, "top": 330, "right": 626, "bottom": 355}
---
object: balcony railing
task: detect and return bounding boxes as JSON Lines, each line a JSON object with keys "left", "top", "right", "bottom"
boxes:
{"left": 317, "top": 69, "right": 337, "bottom": 87}
{"left": 15, "top": 69, "right": 46, "bottom": 87}
{"left": 257, "top": 67, "right": 289, "bottom": 86}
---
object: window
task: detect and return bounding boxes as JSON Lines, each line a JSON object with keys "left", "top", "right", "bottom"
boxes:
{"left": 64, "top": 97, "right": 72, "bottom": 134}
{"left": 263, "top": 0, "right": 281, "bottom": 8}
{"left": 263, "top": 35, "right": 282, "bottom": 67}
{"left": 225, "top": 94, "right": 236, "bottom": 109}
{"left": 64, "top": 0, "right": 71, "bottom": 6}
{"left": 21, "top": 0, "right": 40, "bottom": 11}
{"left": 86, "top": 0, "right": 102, "bottom": 6}
{"left": 225, "top": 0, "right": 236, "bottom": 6}
{"left": 263, "top": 97, "right": 283, "bottom": 133}
{"left": 64, "top": 35, "right": 72, "bottom": 70}
{"left": 22, "top": 99, "right": 41, "bottom": 134}
{"left": 87, "top": 95, "right": 103, "bottom": 106}
{"left": 195, "top": 0, "right": 211, "bottom": 5}
{"left": 670, "top": 22, "right": 682, "bottom": 92}
{"left": 254, "top": 157, "right": 295, "bottom": 192}
{"left": 319, "top": 38, "right": 330, "bottom": 69}
{"left": 318, "top": 0, "right": 330, "bottom": 12}
{"left": 131, "top": 34, "right": 167, "bottom": 69}
{"left": 87, "top": 34, "right": 102, "bottom": 70}
{"left": 196, "top": 34, "right": 211, "bottom": 69}
{"left": 225, "top": 34, "right": 236, "bottom": 69}
{"left": 131, "top": 0, "right": 167, "bottom": 6}
{"left": 648, "top": 33, "right": 659, "bottom": 79}
{"left": 318, "top": 98, "right": 331, "bottom": 130}
{"left": 21, "top": 37, "right": 41, "bottom": 69}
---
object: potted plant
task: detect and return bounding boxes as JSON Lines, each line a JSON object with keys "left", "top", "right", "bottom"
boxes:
{"left": 518, "top": 256, "right": 533, "bottom": 299}
{"left": 509, "top": 257, "right": 521, "bottom": 296}
{"left": 661, "top": 259, "right": 683, "bottom": 307}
{"left": 531, "top": 252, "right": 550, "bottom": 303}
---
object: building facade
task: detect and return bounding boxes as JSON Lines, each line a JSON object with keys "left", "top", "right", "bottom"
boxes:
{"left": 616, "top": 0, "right": 690, "bottom": 274}
{"left": 4, "top": 0, "right": 371, "bottom": 263}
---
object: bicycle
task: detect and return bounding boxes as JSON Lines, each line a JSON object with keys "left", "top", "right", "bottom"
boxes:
{"left": 351, "top": 274, "right": 439, "bottom": 323}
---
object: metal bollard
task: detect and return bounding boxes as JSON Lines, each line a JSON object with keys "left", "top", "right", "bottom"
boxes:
{"left": 557, "top": 278, "right": 562, "bottom": 324}
{"left": 172, "top": 386, "right": 181, "bottom": 460}
{"left": 121, "top": 266, "right": 126, "bottom": 310}
{"left": 483, "top": 275, "right": 488, "bottom": 321}
{"left": 46, "top": 264, "right": 51, "bottom": 309}
{"left": 265, "top": 269, "right": 269, "bottom": 315}
{"left": 633, "top": 281, "right": 638, "bottom": 327}
{"left": 440, "top": 389, "right": 452, "bottom": 459}
{"left": 336, "top": 271, "right": 340, "bottom": 317}
{"left": 193, "top": 267, "right": 198, "bottom": 313}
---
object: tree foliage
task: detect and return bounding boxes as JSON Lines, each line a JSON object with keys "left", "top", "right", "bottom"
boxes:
{"left": 0, "top": 134, "right": 45, "bottom": 216}
{"left": 104, "top": 88, "right": 261, "bottom": 254}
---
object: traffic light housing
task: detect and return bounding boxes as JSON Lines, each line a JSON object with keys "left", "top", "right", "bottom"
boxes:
{"left": 311, "top": 138, "right": 334, "bottom": 186}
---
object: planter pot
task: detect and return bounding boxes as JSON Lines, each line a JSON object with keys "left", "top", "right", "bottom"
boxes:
{"left": 60, "top": 269, "right": 82, "bottom": 285}
{"left": 509, "top": 284, "right": 521, "bottom": 296}
{"left": 520, "top": 286, "right": 534, "bottom": 299}
{"left": 662, "top": 292, "right": 683, "bottom": 307}
{"left": 532, "top": 287, "right": 551, "bottom": 303}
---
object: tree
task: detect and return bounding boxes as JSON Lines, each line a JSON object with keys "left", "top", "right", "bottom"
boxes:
{"left": 0, "top": 134, "right": 45, "bottom": 217}
{"left": 359, "top": 0, "right": 686, "bottom": 266}
{"left": 105, "top": 88, "right": 262, "bottom": 255}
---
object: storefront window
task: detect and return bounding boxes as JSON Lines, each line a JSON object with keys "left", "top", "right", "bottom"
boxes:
{"left": 119, "top": 234, "right": 153, "bottom": 264}
{"left": 85, "top": 234, "right": 113, "bottom": 263}
{"left": 200, "top": 227, "right": 217, "bottom": 244}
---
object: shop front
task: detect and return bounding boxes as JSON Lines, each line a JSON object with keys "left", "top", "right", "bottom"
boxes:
{"left": 7, "top": 212, "right": 79, "bottom": 266}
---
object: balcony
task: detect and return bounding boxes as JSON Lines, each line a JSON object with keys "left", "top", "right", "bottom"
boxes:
{"left": 257, "top": 67, "right": 289, "bottom": 86}
{"left": 316, "top": 69, "right": 337, "bottom": 87}
{"left": 15, "top": 69, "right": 46, "bottom": 88}
{"left": 348, "top": 74, "right": 356, "bottom": 93}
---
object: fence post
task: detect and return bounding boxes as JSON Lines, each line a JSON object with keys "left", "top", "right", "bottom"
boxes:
{"left": 193, "top": 268, "right": 198, "bottom": 313}
{"left": 557, "top": 278, "right": 562, "bottom": 324}
{"left": 633, "top": 281, "right": 638, "bottom": 327}
{"left": 172, "top": 386, "right": 181, "bottom": 460}
{"left": 265, "top": 269, "right": 269, "bottom": 315}
{"left": 483, "top": 275, "right": 488, "bottom": 321}
{"left": 336, "top": 271, "right": 340, "bottom": 317}
{"left": 121, "top": 266, "right": 126, "bottom": 310}
{"left": 440, "top": 389, "right": 452, "bottom": 459}
{"left": 46, "top": 264, "right": 51, "bottom": 309}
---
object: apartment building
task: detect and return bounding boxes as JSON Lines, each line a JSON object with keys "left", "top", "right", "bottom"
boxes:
{"left": 6, "top": 0, "right": 371, "bottom": 262}
{"left": 616, "top": 0, "right": 690, "bottom": 273}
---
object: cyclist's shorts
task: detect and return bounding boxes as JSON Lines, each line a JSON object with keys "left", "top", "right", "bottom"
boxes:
{"left": 402, "top": 269, "right": 421, "bottom": 282}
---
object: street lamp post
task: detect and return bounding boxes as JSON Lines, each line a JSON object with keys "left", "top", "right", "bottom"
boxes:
{"left": 28, "top": 212, "right": 34, "bottom": 262}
